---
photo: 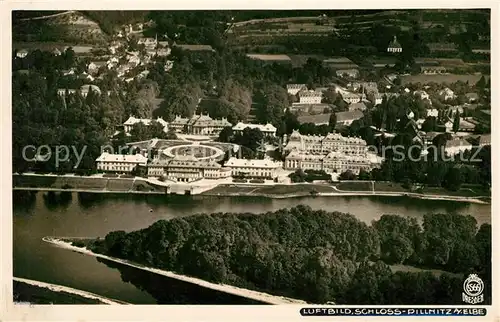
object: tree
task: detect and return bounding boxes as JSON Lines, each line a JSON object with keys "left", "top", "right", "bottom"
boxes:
{"left": 218, "top": 126, "right": 233, "bottom": 142}
{"left": 442, "top": 167, "right": 464, "bottom": 191}
{"left": 452, "top": 112, "right": 460, "bottom": 133}
{"left": 421, "top": 117, "right": 438, "bottom": 132}
{"left": 328, "top": 113, "right": 337, "bottom": 129}
{"left": 339, "top": 170, "right": 356, "bottom": 180}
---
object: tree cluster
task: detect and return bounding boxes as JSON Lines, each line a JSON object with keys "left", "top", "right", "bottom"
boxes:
{"left": 89, "top": 205, "right": 491, "bottom": 305}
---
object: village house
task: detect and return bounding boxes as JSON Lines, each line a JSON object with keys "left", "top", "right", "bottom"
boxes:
{"left": 387, "top": 36, "right": 403, "bottom": 53}
{"left": 322, "top": 57, "right": 359, "bottom": 70}
{"left": 335, "top": 110, "right": 364, "bottom": 126}
{"left": 427, "top": 42, "right": 458, "bottom": 53}
{"left": 127, "top": 54, "right": 142, "bottom": 67}
{"left": 477, "top": 134, "right": 491, "bottom": 146}
{"left": 336, "top": 69, "right": 360, "bottom": 79}
{"left": 225, "top": 157, "right": 281, "bottom": 179}
{"left": 371, "top": 93, "right": 383, "bottom": 106}
{"left": 138, "top": 37, "right": 158, "bottom": 49}
{"left": 369, "top": 58, "right": 397, "bottom": 68}
{"left": 297, "top": 113, "right": 331, "bottom": 126}
{"left": 341, "top": 92, "right": 363, "bottom": 104}
{"left": 57, "top": 89, "right": 77, "bottom": 97}
{"left": 444, "top": 139, "right": 472, "bottom": 156}
{"left": 439, "top": 88, "right": 456, "bottom": 101}
{"left": 459, "top": 119, "right": 476, "bottom": 132}
{"left": 123, "top": 116, "right": 169, "bottom": 133}
{"left": 414, "top": 90, "right": 430, "bottom": 100}
{"left": 232, "top": 122, "right": 277, "bottom": 137}
{"left": 420, "top": 66, "right": 447, "bottom": 74}
{"left": 87, "top": 61, "right": 107, "bottom": 75}
{"left": 298, "top": 90, "right": 323, "bottom": 104}
{"left": 174, "top": 44, "right": 215, "bottom": 52}
{"left": 426, "top": 108, "right": 439, "bottom": 117}
{"left": 16, "top": 49, "right": 29, "bottom": 58}
{"left": 52, "top": 48, "right": 62, "bottom": 56}
{"left": 96, "top": 152, "right": 148, "bottom": 174}
{"left": 348, "top": 102, "right": 367, "bottom": 112}
{"left": 465, "top": 93, "right": 479, "bottom": 103}
{"left": 287, "top": 84, "right": 307, "bottom": 95}
{"left": 472, "top": 48, "right": 490, "bottom": 55}
{"left": 79, "top": 84, "right": 101, "bottom": 97}
{"left": 444, "top": 120, "right": 454, "bottom": 132}
{"left": 289, "top": 103, "right": 332, "bottom": 115}
{"left": 347, "top": 82, "right": 378, "bottom": 93}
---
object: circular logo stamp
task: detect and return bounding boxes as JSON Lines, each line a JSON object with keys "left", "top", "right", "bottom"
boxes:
{"left": 463, "top": 274, "right": 484, "bottom": 297}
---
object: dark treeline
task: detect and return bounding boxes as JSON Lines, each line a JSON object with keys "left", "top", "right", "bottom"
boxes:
{"left": 88, "top": 205, "right": 491, "bottom": 304}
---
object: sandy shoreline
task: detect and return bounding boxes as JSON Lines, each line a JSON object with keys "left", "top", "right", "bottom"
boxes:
{"left": 13, "top": 277, "right": 129, "bottom": 305}
{"left": 42, "top": 237, "right": 307, "bottom": 305}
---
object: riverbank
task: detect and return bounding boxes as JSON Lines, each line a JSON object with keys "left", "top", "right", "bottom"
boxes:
{"left": 13, "top": 174, "right": 490, "bottom": 204}
{"left": 42, "top": 237, "right": 307, "bottom": 305}
{"left": 13, "top": 277, "right": 129, "bottom": 304}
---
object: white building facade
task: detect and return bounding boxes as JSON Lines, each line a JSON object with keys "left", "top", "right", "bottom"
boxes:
{"left": 96, "top": 152, "right": 148, "bottom": 173}
{"left": 225, "top": 157, "right": 281, "bottom": 179}
{"left": 232, "top": 122, "right": 277, "bottom": 137}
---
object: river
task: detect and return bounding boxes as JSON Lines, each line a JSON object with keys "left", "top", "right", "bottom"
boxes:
{"left": 13, "top": 191, "right": 491, "bottom": 304}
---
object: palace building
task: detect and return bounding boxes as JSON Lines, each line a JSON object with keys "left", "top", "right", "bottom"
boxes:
{"left": 96, "top": 152, "right": 148, "bottom": 173}
{"left": 169, "top": 113, "right": 232, "bottom": 136}
{"left": 282, "top": 130, "right": 380, "bottom": 174}
{"left": 147, "top": 155, "right": 231, "bottom": 183}
{"left": 284, "top": 130, "right": 368, "bottom": 155}
{"left": 123, "top": 116, "right": 169, "bottom": 133}
{"left": 284, "top": 151, "right": 374, "bottom": 174}
{"left": 232, "top": 122, "right": 277, "bottom": 137}
{"left": 225, "top": 157, "right": 281, "bottom": 179}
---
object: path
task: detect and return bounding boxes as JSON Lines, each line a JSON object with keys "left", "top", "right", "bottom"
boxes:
{"left": 13, "top": 277, "right": 129, "bottom": 305}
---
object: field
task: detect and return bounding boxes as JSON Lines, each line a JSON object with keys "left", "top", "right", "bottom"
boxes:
{"left": 400, "top": 74, "right": 489, "bottom": 85}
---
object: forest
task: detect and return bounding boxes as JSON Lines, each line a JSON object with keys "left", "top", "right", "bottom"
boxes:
{"left": 86, "top": 205, "right": 491, "bottom": 305}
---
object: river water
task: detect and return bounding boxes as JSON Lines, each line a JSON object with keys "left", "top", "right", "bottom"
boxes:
{"left": 13, "top": 191, "right": 491, "bottom": 304}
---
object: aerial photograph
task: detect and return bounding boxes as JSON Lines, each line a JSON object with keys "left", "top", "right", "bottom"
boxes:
{"left": 12, "top": 9, "right": 491, "bottom": 305}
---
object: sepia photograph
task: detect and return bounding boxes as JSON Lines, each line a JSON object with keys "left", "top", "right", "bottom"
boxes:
{"left": 7, "top": 3, "right": 494, "bottom": 315}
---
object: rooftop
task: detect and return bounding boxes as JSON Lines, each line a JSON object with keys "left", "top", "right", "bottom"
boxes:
{"left": 335, "top": 110, "right": 364, "bottom": 122}
{"left": 297, "top": 113, "right": 331, "bottom": 125}
{"left": 96, "top": 152, "right": 148, "bottom": 163}
{"left": 225, "top": 157, "right": 281, "bottom": 168}
{"left": 246, "top": 54, "right": 292, "bottom": 61}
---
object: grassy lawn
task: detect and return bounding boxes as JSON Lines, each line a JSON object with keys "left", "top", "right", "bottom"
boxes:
{"left": 58, "top": 177, "right": 108, "bottom": 190}
{"left": 13, "top": 175, "right": 58, "bottom": 188}
{"left": 336, "top": 181, "right": 373, "bottom": 192}
{"left": 132, "top": 180, "right": 165, "bottom": 193}
{"left": 255, "top": 184, "right": 336, "bottom": 195}
{"left": 374, "top": 182, "right": 410, "bottom": 193}
{"left": 105, "top": 179, "right": 133, "bottom": 191}
{"left": 202, "top": 185, "right": 257, "bottom": 195}
{"left": 421, "top": 186, "right": 490, "bottom": 197}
